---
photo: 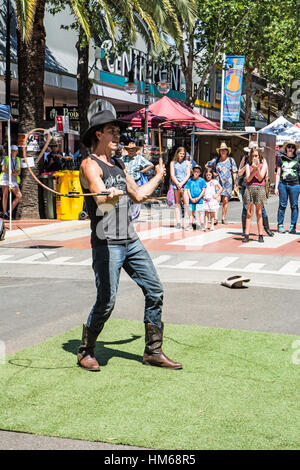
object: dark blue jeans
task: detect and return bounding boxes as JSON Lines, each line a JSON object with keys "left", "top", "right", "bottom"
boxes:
{"left": 277, "top": 181, "right": 300, "bottom": 227}
{"left": 240, "top": 185, "right": 267, "bottom": 218}
{"left": 87, "top": 239, "right": 163, "bottom": 335}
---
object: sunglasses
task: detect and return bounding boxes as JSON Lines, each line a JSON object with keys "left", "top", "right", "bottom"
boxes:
{"left": 286, "top": 145, "right": 296, "bottom": 149}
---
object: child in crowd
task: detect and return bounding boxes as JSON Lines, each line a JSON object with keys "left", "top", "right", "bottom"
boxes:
{"left": 185, "top": 165, "right": 206, "bottom": 230}
{"left": 203, "top": 168, "right": 223, "bottom": 231}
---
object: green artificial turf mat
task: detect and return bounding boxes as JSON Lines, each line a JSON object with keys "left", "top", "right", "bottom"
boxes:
{"left": 0, "top": 319, "right": 299, "bottom": 449}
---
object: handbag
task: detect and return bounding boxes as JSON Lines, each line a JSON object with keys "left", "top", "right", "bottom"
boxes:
{"left": 265, "top": 176, "right": 271, "bottom": 198}
{"left": 166, "top": 183, "right": 175, "bottom": 207}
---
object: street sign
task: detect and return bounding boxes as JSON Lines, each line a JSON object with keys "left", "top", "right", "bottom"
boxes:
{"left": 56, "top": 116, "right": 69, "bottom": 133}
{"left": 56, "top": 116, "right": 64, "bottom": 132}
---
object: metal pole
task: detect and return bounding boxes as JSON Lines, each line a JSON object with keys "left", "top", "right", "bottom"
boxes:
{"left": 5, "top": 0, "right": 11, "bottom": 108}
{"left": 267, "top": 84, "right": 271, "bottom": 125}
{"left": 220, "top": 54, "right": 226, "bottom": 131}
{"left": 7, "top": 118, "right": 12, "bottom": 231}
{"left": 144, "top": 63, "right": 150, "bottom": 150}
{"left": 191, "top": 125, "right": 195, "bottom": 160}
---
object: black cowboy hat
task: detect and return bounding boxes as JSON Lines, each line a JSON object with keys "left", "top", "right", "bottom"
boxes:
{"left": 82, "top": 110, "right": 127, "bottom": 147}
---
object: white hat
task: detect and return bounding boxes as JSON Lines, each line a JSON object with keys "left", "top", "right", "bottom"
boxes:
{"left": 244, "top": 141, "right": 262, "bottom": 153}
{"left": 11, "top": 145, "right": 18, "bottom": 151}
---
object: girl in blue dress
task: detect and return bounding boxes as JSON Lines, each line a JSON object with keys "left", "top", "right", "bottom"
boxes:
{"left": 170, "top": 147, "right": 191, "bottom": 228}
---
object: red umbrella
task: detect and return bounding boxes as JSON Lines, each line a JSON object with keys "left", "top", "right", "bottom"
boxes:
{"left": 120, "top": 96, "right": 219, "bottom": 130}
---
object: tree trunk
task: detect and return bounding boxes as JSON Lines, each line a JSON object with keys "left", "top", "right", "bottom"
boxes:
{"left": 244, "top": 65, "right": 253, "bottom": 127}
{"left": 76, "top": 27, "right": 92, "bottom": 157}
{"left": 282, "top": 84, "right": 291, "bottom": 117}
{"left": 183, "top": 34, "right": 194, "bottom": 108}
{"left": 16, "top": 1, "right": 46, "bottom": 219}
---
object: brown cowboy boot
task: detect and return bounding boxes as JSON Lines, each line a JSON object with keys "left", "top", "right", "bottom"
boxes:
{"left": 142, "top": 322, "right": 182, "bottom": 369}
{"left": 77, "top": 324, "right": 101, "bottom": 371}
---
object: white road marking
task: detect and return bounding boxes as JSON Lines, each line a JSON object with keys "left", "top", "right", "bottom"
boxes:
{"left": 76, "top": 258, "right": 92, "bottom": 266}
{"left": 0, "top": 255, "right": 14, "bottom": 261}
{"left": 138, "top": 226, "right": 178, "bottom": 240}
{"left": 242, "top": 263, "right": 265, "bottom": 272}
{"left": 0, "top": 253, "right": 300, "bottom": 278}
{"left": 175, "top": 260, "right": 199, "bottom": 268}
{"left": 208, "top": 257, "right": 239, "bottom": 269}
{"left": 16, "top": 251, "right": 55, "bottom": 263}
{"left": 152, "top": 255, "right": 172, "bottom": 266}
{"left": 278, "top": 261, "right": 300, "bottom": 275}
{"left": 239, "top": 233, "right": 299, "bottom": 249}
{"left": 168, "top": 228, "right": 233, "bottom": 246}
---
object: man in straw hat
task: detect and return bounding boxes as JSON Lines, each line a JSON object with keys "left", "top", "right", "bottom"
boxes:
{"left": 77, "top": 110, "right": 182, "bottom": 372}
{"left": 121, "top": 140, "right": 154, "bottom": 219}
{"left": 275, "top": 140, "right": 300, "bottom": 234}
{"left": 206, "top": 142, "right": 238, "bottom": 224}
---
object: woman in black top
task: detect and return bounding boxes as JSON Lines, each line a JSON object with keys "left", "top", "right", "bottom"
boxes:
{"left": 275, "top": 140, "right": 300, "bottom": 233}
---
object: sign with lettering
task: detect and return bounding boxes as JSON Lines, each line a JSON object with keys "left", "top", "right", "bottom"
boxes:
{"left": 46, "top": 106, "right": 79, "bottom": 121}
{"left": 96, "top": 46, "right": 184, "bottom": 96}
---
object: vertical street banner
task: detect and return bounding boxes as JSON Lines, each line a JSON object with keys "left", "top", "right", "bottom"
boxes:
{"left": 223, "top": 56, "right": 245, "bottom": 122}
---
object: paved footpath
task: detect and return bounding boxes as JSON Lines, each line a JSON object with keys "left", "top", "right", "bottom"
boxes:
{"left": 0, "top": 197, "right": 299, "bottom": 450}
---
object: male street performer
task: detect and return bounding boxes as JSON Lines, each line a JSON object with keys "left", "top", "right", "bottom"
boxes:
{"left": 77, "top": 110, "right": 182, "bottom": 371}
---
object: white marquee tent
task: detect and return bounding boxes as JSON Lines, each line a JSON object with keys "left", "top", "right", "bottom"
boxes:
{"left": 258, "top": 116, "right": 300, "bottom": 146}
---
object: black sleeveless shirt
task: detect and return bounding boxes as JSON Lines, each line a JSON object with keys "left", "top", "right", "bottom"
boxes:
{"left": 81, "top": 155, "right": 138, "bottom": 247}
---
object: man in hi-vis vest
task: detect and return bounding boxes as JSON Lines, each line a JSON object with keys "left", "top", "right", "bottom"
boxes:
{"left": 0, "top": 145, "right": 22, "bottom": 219}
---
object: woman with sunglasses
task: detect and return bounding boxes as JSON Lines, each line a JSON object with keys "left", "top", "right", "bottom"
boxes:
{"left": 275, "top": 140, "right": 300, "bottom": 234}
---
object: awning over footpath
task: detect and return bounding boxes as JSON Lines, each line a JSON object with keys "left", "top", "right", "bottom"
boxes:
{"left": 120, "top": 96, "right": 219, "bottom": 130}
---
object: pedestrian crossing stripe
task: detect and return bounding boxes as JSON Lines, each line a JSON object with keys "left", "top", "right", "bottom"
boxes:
{"left": 0, "top": 253, "right": 300, "bottom": 276}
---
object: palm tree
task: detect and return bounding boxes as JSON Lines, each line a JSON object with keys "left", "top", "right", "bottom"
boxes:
{"left": 14, "top": 0, "right": 192, "bottom": 217}
{"left": 15, "top": 0, "right": 90, "bottom": 218}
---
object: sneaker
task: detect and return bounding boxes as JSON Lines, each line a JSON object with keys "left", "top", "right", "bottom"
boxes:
{"left": 258, "top": 235, "right": 264, "bottom": 243}
{"left": 278, "top": 225, "right": 286, "bottom": 233}
{"left": 184, "top": 224, "right": 193, "bottom": 231}
{"left": 175, "top": 223, "right": 182, "bottom": 229}
{"left": 3, "top": 212, "right": 9, "bottom": 220}
{"left": 196, "top": 224, "right": 202, "bottom": 230}
{"left": 288, "top": 225, "right": 296, "bottom": 234}
{"left": 242, "top": 234, "right": 249, "bottom": 243}
{"left": 210, "top": 226, "right": 215, "bottom": 231}
{"left": 214, "top": 219, "right": 218, "bottom": 226}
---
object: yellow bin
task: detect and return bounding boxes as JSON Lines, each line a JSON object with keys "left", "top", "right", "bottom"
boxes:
{"left": 53, "top": 170, "right": 84, "bottom": 220}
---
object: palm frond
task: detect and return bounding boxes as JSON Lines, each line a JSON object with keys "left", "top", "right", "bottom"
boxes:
{"left": 96, "top": 0, "right": 118, "bottom": 45}
{"left": 69, "top": 0, "right": 91, "bottom": 39}
{"left": 15, "top": 0, "right": 37, "bottom": 42}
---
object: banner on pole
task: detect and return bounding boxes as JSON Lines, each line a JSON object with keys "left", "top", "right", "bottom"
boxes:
{"left": 223, "top": 56, "right": 245, "bottom": 122}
